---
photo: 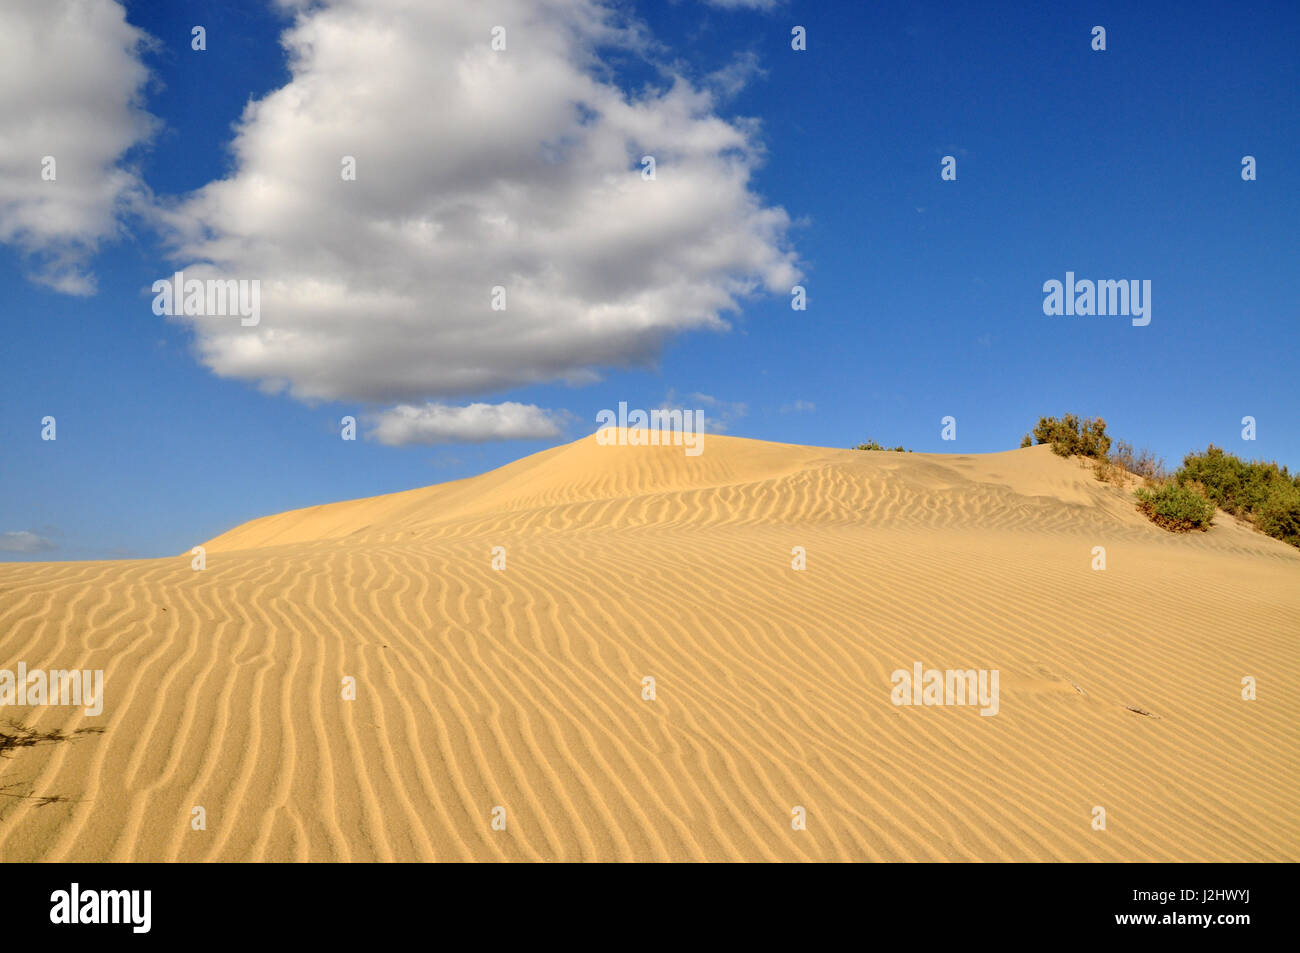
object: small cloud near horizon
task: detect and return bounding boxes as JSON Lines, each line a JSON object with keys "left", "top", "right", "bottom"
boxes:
{"left": 0, "top": 530, "right": 59, "bottom": 554}
{"left": 661, "top": 390, "right": 747, "bottom": 433}
{"left": 366, "top": 402, "right": 567, "bottom": 446}
{"left": 701, "top": 0, "right": 781, "bottom": 10}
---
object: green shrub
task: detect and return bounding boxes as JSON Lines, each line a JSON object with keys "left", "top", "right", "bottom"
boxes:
{"left": 1253, "top": 479, "right": 1300, "bottom": 548}
{"left": 1019, "top": 433, "right": 1033, "bottom": 448}
{"left": 1177, "top": 445, "right": 1291, "bottom": 518}
{"left": 1113, "top": 444, "right": 1300, "bottom": 548}
{"left": 1170, "top": 446, "right": 1299, "bottom": 548}
{"left": 1030, "top": 414, "right": 1112, "bottom": 459}
{"left": 1019, "top": 424, "right": 1297, "bottom": 548}
{"left": 854, "top": 439, "right": 909, "bottom": 452}
{"left": 1135, "top": 483, "right": 1216, "bottom": 533}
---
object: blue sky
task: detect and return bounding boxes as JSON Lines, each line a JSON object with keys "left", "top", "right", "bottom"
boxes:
{"left": 2, "top": 0, "right": 1297, "bottom": 561}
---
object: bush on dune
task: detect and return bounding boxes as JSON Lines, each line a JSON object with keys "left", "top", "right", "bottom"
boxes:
{"left": 854, "top": 439, "right": 910, "bottom": 452}
{"left": 1178, "top": 445, "right": 1286, "bottom": 515}
{"left": 1255, "top": 481, "right": 1300, "bottom": 548}
{"left": 1029, "top": 414, "right": 1112, "bottom": 459}
{"left": 1177, "top": 445, "right": 1300, "bottom": 548}
{"left": 1017, "top": 416, "right": 1298, "bottom": 548}
{"left": 1134, "top": 483, "right": 1216, "bottom": 532}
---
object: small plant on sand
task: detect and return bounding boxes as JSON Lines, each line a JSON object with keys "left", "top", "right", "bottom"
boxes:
{"left": 1019, "top": 433, "right": 1033, "bottom": 448}
{"left": 1093, "top": 457, "right": 1116, "bottom": 483}
{"left": 1109, "top": 440, "right": 1167, "bottom": 483}
{"left": 0, "top": 721, "right": 104, "bottom": 758}
{"left": 854, "top": 439, "right": 909, "bottom": 452}
{"left": 1029, "top": 414, "right": 1112, "bottom": 459}
{"left": 1134, "top": 483, "right": 1216, "bottom": 533}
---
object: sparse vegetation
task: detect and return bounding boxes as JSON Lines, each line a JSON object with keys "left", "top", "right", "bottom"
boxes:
{"left": 1175, "top": 445, "right": 1300, "bottom": 548}
{"left": 1134, "top": 483, "right": 1216, "bottom": 533}
{"left": 1091, "top": 440, "right": 1169, "bottom": 487}
{"left": 1028, "top": 414, "right": 1112, "bottom": 459}
{"left": 0, "top": 721, "right": 103, "bottom": 758}
{"left": 854, "top": 440, "right": 910, "bottom": 452}
{"left": 1109, "top": 440, "right": 1167, "bottom": 483}
{"left": 1018, "top": 417, "right": 1297, "bottom": 548}
{"left": 0, "top": 722, "right": 104, "bottom": 811}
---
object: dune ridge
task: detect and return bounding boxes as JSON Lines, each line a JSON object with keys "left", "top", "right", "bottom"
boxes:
{"left": 1, "top": 432, "right": 1297, "bottom": 861}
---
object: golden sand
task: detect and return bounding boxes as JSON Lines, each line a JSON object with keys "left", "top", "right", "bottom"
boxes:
{"left": 1, "top": 434, "right": 1296, "bottom": 860}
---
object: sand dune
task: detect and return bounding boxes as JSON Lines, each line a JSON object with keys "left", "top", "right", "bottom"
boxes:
{"left": 1, "top": 432, "right": 1297, "bottom": 861}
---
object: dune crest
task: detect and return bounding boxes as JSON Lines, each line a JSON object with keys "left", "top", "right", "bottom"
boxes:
{"left": 1, "top": 433, "right": 1297, "bottom": 860}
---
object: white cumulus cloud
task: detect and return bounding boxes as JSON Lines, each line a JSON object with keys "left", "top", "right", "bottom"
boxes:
{"left": 0, "top": 0, "right": 155, "bottom": 294}
{"left": 368, "top": 401, "right": 565, "bottom": 446}
{"left": 158, "top": 0, "right": 800, "bottom": 416}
